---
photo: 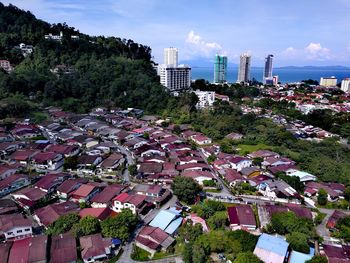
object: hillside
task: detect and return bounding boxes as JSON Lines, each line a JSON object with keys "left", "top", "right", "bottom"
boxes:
{"left": 0, "top": 3, "right": 173, "bottom": 115}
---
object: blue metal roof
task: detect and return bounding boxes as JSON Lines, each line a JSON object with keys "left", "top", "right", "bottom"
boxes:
{"left": 256, "top": 234, "right": 289, "bottom": 256}
{"left": 289, "top": 247, "right": 314, "bottom": 263}
{"left": 149, "top": 210, "right": 178, "bottom": 230}
{"left": 164, "top": 217, "right": 183, "bottom": 235}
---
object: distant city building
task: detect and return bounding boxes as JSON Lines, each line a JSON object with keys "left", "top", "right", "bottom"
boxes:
{"left": 163, "top": 47, "right": 178, "bottom": 67}
{"left": 213, "top": 54, "right": 227, "bottom": 83}
{"left": 341, "top": 78, "right": 350, "bottom": 92}
{"left": 194, "top": 90, "right": 215, "bottom": 109}
{"left": 158, "top": 64, "right": 191, "bottom": 91}
{"left": 0, "top": 60, "right": 13, "bottom": 72}
{"left": 273, "top": 75, "right": 279, "bottom": 86}
{"left": 237, "top": 53, "right": 251, "bottom": 83}
{"left": 320, "top": 76, "right": 337, "bottom": 87}
{"left": 263, "top": 54, "right": 274, "bottom": 84}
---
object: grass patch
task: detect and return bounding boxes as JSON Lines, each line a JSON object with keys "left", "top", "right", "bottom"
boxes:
{"left": 205, "top": 188, "right": 222, "bottom": 193}
{"left": 130, "top": 245, "right": 151, "bottom": 261}
{"left": 237, "top": 143, "right": 274, "bottom": 155}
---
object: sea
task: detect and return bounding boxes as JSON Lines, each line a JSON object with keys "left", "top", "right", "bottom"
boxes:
{"left": 191, "top": 67, "right": 350, "bottom": 84}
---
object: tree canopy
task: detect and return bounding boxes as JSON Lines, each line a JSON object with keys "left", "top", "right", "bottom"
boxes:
{"left": 172, "top": 176, "right": 202, "bottom": 204}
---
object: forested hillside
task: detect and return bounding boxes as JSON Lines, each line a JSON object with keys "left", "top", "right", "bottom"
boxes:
{"left": 0, "top": 3, "right": 176, "bottom": 115}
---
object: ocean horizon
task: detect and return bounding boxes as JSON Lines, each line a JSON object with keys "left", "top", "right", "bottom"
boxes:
{"left": 191, "top": 67, "right": 350, "bottom": 84}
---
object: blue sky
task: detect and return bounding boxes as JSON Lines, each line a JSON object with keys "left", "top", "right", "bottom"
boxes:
{"left": 3, "top": 0, "right": 350, "bottom": 66}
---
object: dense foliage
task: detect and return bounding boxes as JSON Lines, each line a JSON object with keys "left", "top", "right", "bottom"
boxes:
{"left": 100, "top": 209, "right": 138, "bottom": 241}
{"left": 233, "top": 252, "right": 263, "bottom": 263}
{"left": 172, "top": 176, "right": 202, "bottom": 204}
{"left": 334, "top": 216, "right": 350, "bottom": 242}
{"left": 46, "top": 213, "right": 80, "bottom": 235}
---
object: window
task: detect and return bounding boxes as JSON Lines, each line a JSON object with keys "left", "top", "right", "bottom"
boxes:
{"left": 17, "top": 230, "right": 22, "bottom": 233}
{"left": 7, "top": 232, "right": 13, "bottom": 235}
{"left": 24, "top": 228, "right": 30, "bottom": 232}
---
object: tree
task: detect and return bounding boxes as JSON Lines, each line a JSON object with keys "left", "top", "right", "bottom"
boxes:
{"left": 73, "top": 216, "right": 100, "bottom": 237}
{"left": 317, "top": 188, "right": 328, "bottom": 206}
{"left": 344, "top": 186, "right": 350, "bottom": 202}
{"left": 286, "top": 232, "right": 310, "bottom": 253}
{"left": 178, "top": 221, "right": 203, "bottom": 242}
{"left": 233, "top": 252, "right": 262, "bottom": 263}
{"left": 46, "top": 213, "right": 80, "bottom": 235}
{"left": 252, "top": 157, "right": 263, "bottom": 167}
{"left": 63, "top": 156, "right": 78, "bottom": 170}
{"left": 183, "top": 243, "right": 194, "bottom": 263}
{"left": 207, "top": 154, "right": 217, "bottom": 164}
{"left": 101, "top": 209, "right": 138, "bottom": 241}
{"left": 306, "top": 256, "right": 328, "bottom": 263}
{"left": 172, "top": 176, "right": 202, "bottom": 204}
{"left": 128, "top": 164, "right": 137, "bottom": 176}
{"left": 192, "top": 243, "right": 207, "bottom": 263}
{"left": 207, "top": 211, "right": 228, "bottom": 230}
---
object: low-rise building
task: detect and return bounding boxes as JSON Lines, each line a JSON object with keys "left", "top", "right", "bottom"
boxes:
{"left": 51, "top": 233, "right": 77, "bottom": 263}
{"left": 80, "top": 233, "right": 114, "bottom": 263}
{"left": 227, "top": 205, "right": 257, "bottom": 231}
{"left": 0, "top": 213, "right": 32, "bottom": 240}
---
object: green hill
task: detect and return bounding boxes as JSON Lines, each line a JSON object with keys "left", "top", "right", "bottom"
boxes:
{"left": 0, "top": 3, "right": 173, "bottom": 115}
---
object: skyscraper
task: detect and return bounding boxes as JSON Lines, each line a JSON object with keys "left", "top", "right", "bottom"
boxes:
{"left": 214, "top": 54, "right": 227, "bottom": 83}
{"left": 164, "top": 47, "right": 178, "bottom": 67}
{"left": 237, "top": 53, "right": 251, "bottom": 83}
{"left": 263, "top": 54, "right": 274, "bottom": 84}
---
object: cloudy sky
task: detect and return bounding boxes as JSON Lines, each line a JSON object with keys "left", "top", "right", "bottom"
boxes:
{"left": 3, "top": 0, "right": 350, "bottom": 66}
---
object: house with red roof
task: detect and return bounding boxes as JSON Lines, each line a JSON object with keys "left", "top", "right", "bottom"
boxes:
{"left": 12, "top": 187, "right": 48, "bottom": 210}
{"left": 31, "top": 152, "right": 64, "bottom": 172}
{"left": 185, "top": 214, "right": 209, "bottom": 232}
{"left": 228, "top": 156, "right": 252, "bottom": 171}
{"left": 0, "top": 242, "right": 11, "bottom": 263}
{"left": 56, "top": 178, "right": 88, "bottom": 200}
{"left": 182, "top": 170, "right": 216, "bottom": 185}
{"left": 34, "top": 173, "right": 70, "bottom": 194}
{"left": 97, "top": 153, "right": 124, "bottom": 174}
{"left": 28, "top": 235, "right": 48, "bottom": 263}
{"left": 8, "top": 237, "right": 31, "bottom": 263}
{"left": 219, "top": 169, "right": 245, "bottom": 187}
{"left": 79, "top": 207, "right": 112, "bottom": 221}
{"left": 9, "top": 149, "right": 39, "bottom": 165}
{"left": 51, "top": 233, "right": 77, "bottom": 263}
{"left": 323, "top": 244, "right": 350, "bottom": 263}
{"left": 111, "top": 192, "right": 149, "bottom": 215}
{"left": 34, "top": 201, "right": 80, "bottom": 227}
{"left": 45, "top": 144, "right": 80, "bottom": 157}
{"left": 80, "top": 233, "right": 114, "bottom": 263}
{"left": 227, "top": 205, "right": 257, "bottom": 231}
{"left": 0, "top": 213, "right": 32, "bottom": 240}
{"left": 327, "top": 210, "right": 347, "bottom": 230}
{"left": 70, "top": 184, "right": 101, "bottom": 203}
{"left": 135, "top": 226, "right": 175, "bottom": 257}
{"left": 0, "top": 164, "right": 20, "bottom": 180}
{"left": 90, "top": 184, "right": 125, "bottom": 208}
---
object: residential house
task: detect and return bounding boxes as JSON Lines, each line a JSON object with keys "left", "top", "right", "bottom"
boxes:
{"left": 90, "top": 184, "right": 125, "bottom": 208}
{"left": 190, "top": 134, "right": 212, "bottom": 145}
{"left": 327, "top": 210, "right": 347, "bottom": 230}
{"left": 240, "top": 166, "right": 261, "bottom": 178}
{"left": 0, "top": 213, "right": 32, "bottom": 240}
{"left": 323, "top": 244, "right": 350, "bottom": 263}
{"left": 77, "top": 155, "right": 103, "bottom": 175}
{"left": 9, "top": 149, "right": 38, "bottom": 165}
{"left": 28, "top": 235, "right": 48, "bottom": 263}
{"left": 149, "top": 209, "right": 183, "bottom": 235}
{"left": 0, "top": 242, "right": 11, "bottom": 263}
{"left": 305, "top": 182, "right": 342, "bottom": 201}
{"left": 0, "top": 174, "right": 30, "bottom": 197}
{"left": 228, "top": 157, "right": 252, "bottom": 171}
{"left": 51, "top": 233, "right": 78, "bottom": 263}
{"left": 0, "top": 164, "right": 20, "bottom": 180}
{"left": 45, "top": 144, "right": 80, "bottom": 157}
{"left": 34, "top": 173, "right": 69, "bottom": 194}
{"left": 56, "top": 178, "right": 88, "bottom": 200}
{"left": 31, "top": 152, "right": 64, "bottom": 172}
{"left": 253, "top": 234, "right": 289, "bottom": 263}
{"left": 227, "top": 205, "right": 257, "bottom": 231}
{"left": 135, "top": 226, "right": 175, "bottom": 257}
{"left": 111, "top": 192, "right": 149, "bottom": 215}
{"left": 219, "top": 169, "right": 245, "bottom": 187}
{"left": 70, "top": 184, "right": 101, "bottom": 203}
{"left": 79, "top": 207, "right": 112, "bottom": 221}
{"left": 248, "top": 150, "right": 280, "bottom": 159}
{"left": 285, "top": 169, "right": 316, "bottom": 182}
{"left": 34, "top": 201, "right": 80, "bottom": 227}
{"left": 12, "top": 187, "right": 48, "bottom": 210}
{"left": 182, "top": 170, "right": 216, "bottom": 185}
{"left": 185, "top": 214, "right": 209, "bottom": 232}
{"left": 258, "top": 179, "right": 300, "bottom": 200}
{"left": 80, "top": 233, "right": 113, "bottom": 263}
{"left": 96, "top": 153, "right": 124, "bottom": 174}
{"left": 0, "top": 199, "right": 18, "bottom": 215}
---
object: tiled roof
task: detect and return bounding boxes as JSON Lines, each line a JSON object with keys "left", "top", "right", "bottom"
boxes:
{"left": 51, "top": 233, "right": 77, "bottom": 263}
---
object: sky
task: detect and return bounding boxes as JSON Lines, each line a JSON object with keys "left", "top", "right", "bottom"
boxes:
{"left": 3, "top": 0, "right": 350, "bottom": 67}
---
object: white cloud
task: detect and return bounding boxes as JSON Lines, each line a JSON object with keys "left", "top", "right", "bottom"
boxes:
{"left": 281, "top": 43, "right": 331, "bottom": 61}
{"left": 305, "top": 43, "right": 330, "bottom": 60}
{"left": 185, "top": 30, "right": 222, "bottom": 57}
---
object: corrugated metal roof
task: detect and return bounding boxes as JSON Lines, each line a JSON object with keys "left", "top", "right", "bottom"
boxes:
{"left": 164, "top": 217, "right": 183, "bottom": 235}
{"left": 255, "top": 234, "right": 289, "bottom": 256}
{"left": 149, "top": 210, "right": 179, "bottom": 231}
{"left": 289, "top": 247, "right": 314, "bottom": 263}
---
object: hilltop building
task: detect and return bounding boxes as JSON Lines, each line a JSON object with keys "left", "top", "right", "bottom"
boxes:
{"left": 214, "top": 54, "right": 227, "bottom": 84}
{"left": 320, "top": 76, "right": 337, "bottom": 87}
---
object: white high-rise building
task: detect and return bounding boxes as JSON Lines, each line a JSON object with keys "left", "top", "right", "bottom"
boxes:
{"left": 164, "top": 47, "right": 178, "bottom": 67}
{"left": 263, "top": 54, "right": 274, "bottom": 84}
{"left": 341, "top": 78, "right": 350, "bottom": 92}
{"left": 237, "top": 53, "right": 251, "bottom": 83}
{"left": 158, "top": 64, "right": 191, "bottom": 91}
{"left": 320, "top": 76, "right": 337, "bottom": 87}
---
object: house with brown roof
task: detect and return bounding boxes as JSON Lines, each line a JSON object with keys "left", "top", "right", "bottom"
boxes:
{"left": 327, "top": 210, "right": 347, "bottom": 230}
{"left": 182, "top": 170, "right": 216, "bottom": 185}
{"left": 0, "top": 164, "right": 20, "bottom": 180}
{"left": 51, "top": 233, "right": 77, "bottom": 263}
{"left": 190, "top": 134, "right": 212, "bottom": 145}
{"left": 0, "top": 199, "right": 18, "bottom": 215}
{"left": 323, "top": 244, "right": 350, "bottom": 263}
{"left": 0, "top": 242, "right": 11, "bottom": 263}
{"left": 138, "top": 162, "right": 163, "bottom": 177}
{"left": 34, "top": 173, "right": 69, "bottom": 194}
{"left": 45, "top": 144, "right": 80, "bottom": 157}
{"left": 96, "top": 153, "right": 124, "bottom": 174}
{"left": 28, "top": 235, "right": 48, "bottom": 263}
{"left": 79, "top": 207, "right": 112, "bottom": 221}
{"left": 227, "top": 205, "right": 257, "bottom": 231}
{"left": 80, "top": 233, "right": 113, "bottom": 263}
{"left": 70, "top": 184, "right": 101, "bottom": 203}
{"left": 56, "top": 178, "right": 88, "bottom": 200}
{"left": 0, "top": 213, "right": 32, "bottom": 240}
{"left": 76, "top": 155, "right": 103, "bottom": 175}
{"left": 9, "top": 149, "right": 39, "bottom": 165}
{"left": 0, "top": 174, "right": 30, "bottom": 197}
{"left": 31, "top": 152, "right": 64, "bottom": 172}
{"left": 34, "top": 201, "right": 80, "bottom": 227}
{"left": 90, "top": 184, "right": 125, "bottom": 208}
{"left": 135, "top": 226, "right": 175, "bottom": 257}
{"left": 12, "top": 187, "right": 48, "bottom": 210}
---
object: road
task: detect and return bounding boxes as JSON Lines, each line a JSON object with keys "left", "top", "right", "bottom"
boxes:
{"left": 117, "top": 145, "right": 135, "bottom": 183}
